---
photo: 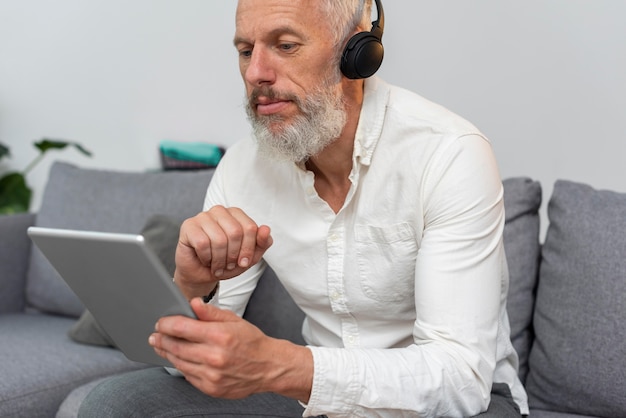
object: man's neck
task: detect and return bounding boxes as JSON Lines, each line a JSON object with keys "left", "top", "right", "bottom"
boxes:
{"left": 305, "top": 78, "right": 364, "bottom": 213}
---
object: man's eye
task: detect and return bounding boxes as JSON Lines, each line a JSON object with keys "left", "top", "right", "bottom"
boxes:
{"left": 278, "top": 43, "right": 297, "bottom": 52}
{"left": 238, "top": 49, "right": 252, "bottom": 58}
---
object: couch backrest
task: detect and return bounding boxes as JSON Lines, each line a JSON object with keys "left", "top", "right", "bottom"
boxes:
{"left": 501, "top": 177, "right": 543, "bottom": 383}
{"left": 25, "top": 162, "right": 214, "bottom": 317}
{"left": 524, "top": 180, "right": 626, "bottom": 417}
{"left": 243, "top": 267, "right": 306, "bottom": 345}
{"left": 0, "top": 212, "right": 36, "bottom": 313}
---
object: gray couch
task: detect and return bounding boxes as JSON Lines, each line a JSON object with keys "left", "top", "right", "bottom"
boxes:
{"left": 0, "top": 162, "right": 624, "bottom": 417}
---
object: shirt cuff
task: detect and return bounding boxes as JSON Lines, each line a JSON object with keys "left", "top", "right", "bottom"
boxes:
{"left": 301, "top": 346, "right": 361, "bottom": 418}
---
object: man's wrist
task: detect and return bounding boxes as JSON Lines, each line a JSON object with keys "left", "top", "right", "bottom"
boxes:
{"left": 265, "top": 340, "right": 314, "bottom": 403}
{"left": 172, "top": 275, "right": 219, "bottom": 302}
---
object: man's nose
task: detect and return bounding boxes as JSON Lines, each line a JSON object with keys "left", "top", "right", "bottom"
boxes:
{"left": 244, "top": 47, "right": 276, "bottom": 86}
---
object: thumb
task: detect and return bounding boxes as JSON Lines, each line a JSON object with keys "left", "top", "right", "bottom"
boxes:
{"left": 257, "top": 225, "right": 273, "bottom": 250}
{"left": 248, "top": 225, "right": 273, "bottom": 267}
{"left": 190, "top": 297, "right": 238, "bottom": 323}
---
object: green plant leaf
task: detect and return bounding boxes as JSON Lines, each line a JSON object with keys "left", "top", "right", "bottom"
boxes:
{"left": 72, "top": 143, "right": 93, "bottom": 157}
{"left": 0, "top": 142, "right": 9, "bottom": 162}
{"left": 0, "top": 172, "right": 31, "bottom": 214}
{"left": 35, "top": 138, "right": 93, "bottom": 157}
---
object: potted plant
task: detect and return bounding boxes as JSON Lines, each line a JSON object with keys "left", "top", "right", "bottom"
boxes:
{"left": 0, "top": 139, "right": 92, "bottom": 214}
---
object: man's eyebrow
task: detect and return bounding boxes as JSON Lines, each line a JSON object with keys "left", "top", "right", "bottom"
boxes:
{"left": 233, "top": 35, "right": 248, "bottom": 47}
{"left": 233, "top": 26, "right": 308, "bottom": 47}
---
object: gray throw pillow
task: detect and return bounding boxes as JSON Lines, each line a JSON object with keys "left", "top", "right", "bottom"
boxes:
{"left": 526, "top": 180, "right": 626, "bottom": 417}
{"left": 26, "top": 162, "right": 213, "bottom": 317}
{"left": 501, "top": 177, "right": 542, "bottom": 384}
{"left": 67, "top": 309, "right": 117, "bottom": 348}
{"left": 68, "top": 214, "right": 183, "bottom": 347}
{"left": 139, "top": 214, "right": 182, "bottom": 278}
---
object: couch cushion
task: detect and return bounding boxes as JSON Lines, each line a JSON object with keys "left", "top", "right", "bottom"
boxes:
{"left": 26, "top": 162, "right": 213, "bottom": 317}
{"left": 502, "top": 177, "right": 542, "bottom": 384}
{"left": 0, "top": 313, "right": 147, "bottom": 418}
{"left": 529, "top": 409, "right": 599, "bottom": 418}
{"left": 526, "top": 180, "right": 626, "bottom": 417}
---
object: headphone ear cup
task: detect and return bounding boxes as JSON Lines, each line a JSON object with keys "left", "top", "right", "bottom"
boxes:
{"left": 340, "top": 31, "right": 384, "bottom": 79}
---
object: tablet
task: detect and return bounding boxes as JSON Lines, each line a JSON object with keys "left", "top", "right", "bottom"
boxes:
{"left": 27, "top": 226, "right": 196, "bottom": 367}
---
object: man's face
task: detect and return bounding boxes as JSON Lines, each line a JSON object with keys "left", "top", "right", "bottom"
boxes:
{"left": 234, "top": 0, "right": 347, "bottom": 162}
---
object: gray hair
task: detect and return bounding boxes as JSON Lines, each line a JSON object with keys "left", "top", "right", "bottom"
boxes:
{"left": 319, "top": 0, "right": 373, "bottom": 50}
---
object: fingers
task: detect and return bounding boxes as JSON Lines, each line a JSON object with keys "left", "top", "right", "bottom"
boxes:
{"left": 255, "top": 224, "right": 273, "bottom": 253}
{"left": 189, "top": 206, "right": 245, "bottom": 277}
{"left": 228, "top": 208, "right": 260, "bottom": 270}
{"left": 155, "top": 301, "right": 235, "bottom": 342}
{"left": 149, "top": 311, "right": 222, "bottom": 369}
{"left": 149, "top": 332, "right": 206, "bottom": 374}
{"left": 176, "top": 206, "right": 271, "bottom": 283}
{"left": 189, "top": 297, "right": 237, "bottom": 322}
{"left": 149, "top": 303, "right": 245, "bottom": 377}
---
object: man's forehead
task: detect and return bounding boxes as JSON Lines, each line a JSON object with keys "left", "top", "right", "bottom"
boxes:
{"left": 235, "top": 0, "right": 323, "bottom": 22}
{"left": 234, "top": 0, "right": 326, "bottom": 40}
{"left": 236, "top": 0, "right": 319, "bottom": 9}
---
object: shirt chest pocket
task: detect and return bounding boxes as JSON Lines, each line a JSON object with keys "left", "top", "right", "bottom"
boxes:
{"left": 354, "top": 223, "right": 418, "bottom": 302}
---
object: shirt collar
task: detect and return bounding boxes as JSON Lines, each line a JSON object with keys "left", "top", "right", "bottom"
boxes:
{"left": 295, "top": 76, "right": 390, "bottom": 171}
{"left": 353, "top": 76, "right": 390, "bottom": 167}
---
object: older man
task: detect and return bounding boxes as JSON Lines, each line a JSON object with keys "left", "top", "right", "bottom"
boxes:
{"left": 79, "top": 1, "right": 528, "bottom": 416}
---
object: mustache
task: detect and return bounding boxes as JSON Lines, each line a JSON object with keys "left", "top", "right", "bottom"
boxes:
{"left": 248, "top": 86, "right": 301, "bottom": 109}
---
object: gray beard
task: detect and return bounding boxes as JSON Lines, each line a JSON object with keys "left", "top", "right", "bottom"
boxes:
{"left": 245, "top": 84, "right": 347, "bottom": 164}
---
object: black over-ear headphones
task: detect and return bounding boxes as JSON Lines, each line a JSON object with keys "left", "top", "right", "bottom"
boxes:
{"left": 340, "top": 0, "right": 385, "bottom": 79}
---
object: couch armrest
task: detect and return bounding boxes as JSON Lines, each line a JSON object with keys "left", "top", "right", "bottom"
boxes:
{"left": 0, "top": 212, "right": 36, "bottom": 313}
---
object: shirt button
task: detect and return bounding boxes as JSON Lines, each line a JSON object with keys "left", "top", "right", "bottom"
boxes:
{"left": 306, "top": 187, "right": 315, "bottom": 196}
{"left": 329, "top": 233, "right": 339, "bottom": 242}
{"left": 330, "top": 290, "right": 340, "bottom": 301}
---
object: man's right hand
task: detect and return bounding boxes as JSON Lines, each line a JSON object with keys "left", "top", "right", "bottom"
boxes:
{"left": 173, "top": 205, "right": 273, "bottom": 300}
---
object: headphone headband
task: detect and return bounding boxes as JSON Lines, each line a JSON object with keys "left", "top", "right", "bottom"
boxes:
{"left": 371, "top": 0, "right": 384, "bottom": 40}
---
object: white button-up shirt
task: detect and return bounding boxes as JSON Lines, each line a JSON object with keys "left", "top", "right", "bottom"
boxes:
{"left": 205, "top": 77, "right": 528, "bottom": 417}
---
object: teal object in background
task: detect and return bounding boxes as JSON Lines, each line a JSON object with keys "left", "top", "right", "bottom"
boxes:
{"left": 159, "top": 140, "right": 224, "bottom": 170}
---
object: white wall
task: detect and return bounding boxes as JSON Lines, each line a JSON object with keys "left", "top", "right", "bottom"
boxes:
{"left": 2, "top": 1, "right": 625, "bottom": 238}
